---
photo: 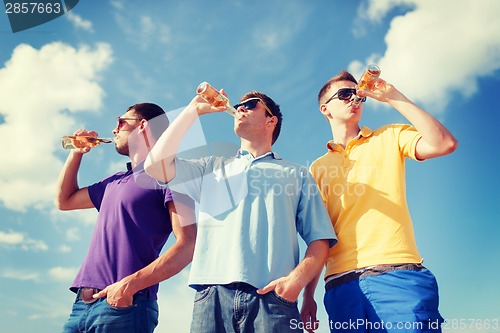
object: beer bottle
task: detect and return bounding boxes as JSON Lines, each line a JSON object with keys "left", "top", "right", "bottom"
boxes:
{"left": 357, "top": 65, "right": 381, "bottom": 92}
{"left": 196, "top": 82, "right": 237, "bottom": 117}
{"left": 62, "top": 135, "right": 113, "bottom": 149}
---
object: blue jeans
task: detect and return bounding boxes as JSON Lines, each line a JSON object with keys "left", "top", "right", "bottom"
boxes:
{"left": 190, "top": 283, "right": 302, "bottom": 333}
{"left": 324, "top": 269, "right": 444, "bottom": 333}
{"left": 62, "top": 294, "right": 158, "bottom": 333}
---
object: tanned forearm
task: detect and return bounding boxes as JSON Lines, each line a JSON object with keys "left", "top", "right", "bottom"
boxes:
{"left": 257, "top": 239, "right": 329, "bottom": 302}
{"left": 93, "top": 200, "right": 196, "bottom": 306}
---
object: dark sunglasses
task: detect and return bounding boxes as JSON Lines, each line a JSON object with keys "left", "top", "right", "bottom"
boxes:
{"left": 324, "top": 88, "right": 366, "bottom": 104}
{"left": 117, "top": 116, "right": 140, "bottom": 128}
{"left": 233, "top": 98, "right": 274, "bottom": 116}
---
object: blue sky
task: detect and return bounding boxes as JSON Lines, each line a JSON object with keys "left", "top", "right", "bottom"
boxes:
{"left": 1, "top": 1, "right": 499, "bottom": 332}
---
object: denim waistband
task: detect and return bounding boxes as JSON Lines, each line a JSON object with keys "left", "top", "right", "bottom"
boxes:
{"left": 325, "top": 263, "right": 425, "bottom": 290}
{"left": 75, "top": 287, "right": 157, "bottom": 305}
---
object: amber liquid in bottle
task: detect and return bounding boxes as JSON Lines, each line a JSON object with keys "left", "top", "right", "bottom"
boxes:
{"left": 62, "top": 136, "right": 113, "bottom": 149}
{"left": 196, "top": 82, "right": 237, "bottom": 117}
{"left": 357, "top": 64, "right": 381, "bottom": 92}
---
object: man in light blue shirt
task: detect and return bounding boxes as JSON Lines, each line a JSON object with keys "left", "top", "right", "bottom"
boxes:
{"left": 145, "top": 90, "right": 336, "bottom": 333}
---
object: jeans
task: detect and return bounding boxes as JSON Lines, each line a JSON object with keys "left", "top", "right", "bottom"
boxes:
{"left": 62, "top": 294, "right": 158, "bottom": 333}
{"left": 324, "top": 269, "right": 444, "bottom": 333}
{"left": 190, "top": 283, "right": 302, "bottom": 333}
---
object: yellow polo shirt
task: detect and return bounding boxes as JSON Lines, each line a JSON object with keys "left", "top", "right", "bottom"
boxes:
{"left": 310, "top": 124, "right": 423, "bottom": 277}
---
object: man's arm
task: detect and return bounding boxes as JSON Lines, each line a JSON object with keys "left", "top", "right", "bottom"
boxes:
{"left": 300, "top": 271, "right": 322, "bottom": 333}
{"left": 93, "top": 199, "right": 197, "bottom": 307}
{"left": 359, "top": 81, "right": 458, "bottom": 160}
{"left": 256, "top": 239, "right": 329, "bottom": 302}
{"left": 144, "top": 94, "right": 225, "bottom": 183}
{"left": 55, "top": 130, "right": 97, "bottom": 210}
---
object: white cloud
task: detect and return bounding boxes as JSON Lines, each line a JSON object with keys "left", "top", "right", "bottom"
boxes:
{"left": 15, "top": 291, "right": 73, "bottom": 322}
{"left": 48, "top": 266, "right": 79, "bottom": 282}
{"left": 0, "top": 42, "right": 113, "bottom": 212}
{"left": 49, "top": 206, "right": 99, "bottom": 226}
{"left": 5, "top": 310, "right": 17, "bottom": 317}
{"left": 66, "top": 12, "right": 94, "bottom": 32}
{"left": 0, "top": 230, "right": 48, "bottom": 251}
{"left": 58, "top": 244, "right": 72, "bottom": 253}
{"left": 252, "top": 4, "right": 312, "bottom": 53}
{"left": 351, "top": 0, "right": 500, "bottom": 113}
{"left": 23, "top": 239, "right": 48, "bottom": 252}
{"left": 65, "top": 227, "right": 80, "bottom": 242}
{"left": 113, "top": 12, "right": 171, "bottom": 50}
{"left": 0, "top": 230, "right": 23, "bottom": 244}
{"left": 0, "top": 268, "right": 40, "bottom": 282}
{"left": 140, "top": 16, "right": 155, "bottom": 35}
{"left": 110, "top": 0, "right": 123, "bottom": 10}
{"left": 357, "top": 0, "right": 414, "bottom": 23}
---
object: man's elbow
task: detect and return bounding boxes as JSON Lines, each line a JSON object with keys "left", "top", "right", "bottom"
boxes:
{"left": 55, "top": 198, "right": 70, "bottom": 211}
{"left": 310, "top": 239, "right": 330, "bottom": 263}
{"left": 437, "top": 136, "right": 459, "bottom": 156}
{"left": 444, "top": 136, "right": 459, "bottom": 155}
{"left": 420, "top": 136, "right": 459, "bottom": 159}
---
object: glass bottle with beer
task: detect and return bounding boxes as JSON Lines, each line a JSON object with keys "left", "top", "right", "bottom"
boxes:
{"left": 357, "top": 64, "right": 381, "bottom": 92}
{"left": 196, "top": 82, "right": 237, "bottom": 117}
{"left": 62, "top": 135, "right": 113, "bottom": 149}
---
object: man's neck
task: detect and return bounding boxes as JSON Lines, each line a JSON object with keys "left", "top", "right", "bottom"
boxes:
{"left": 129, "top": 153, "right": 145, "bottom": 169}
{"left": 240, "top": 139, "right": 273, "bottom": 158}
{"left": 330, "top": 122, "right": 361, "bottom": 148}
{"left": 129, "top": 141, "right": 153, "bottom": 169}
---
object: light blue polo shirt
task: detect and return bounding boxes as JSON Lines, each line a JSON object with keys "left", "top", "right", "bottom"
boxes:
{"left": 168, "top": 150, "right": 337, "bottom": 289}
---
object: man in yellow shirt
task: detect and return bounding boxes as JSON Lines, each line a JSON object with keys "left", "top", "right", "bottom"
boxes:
{"left": 303, "top": 70, "right": 458, "bottom": 332}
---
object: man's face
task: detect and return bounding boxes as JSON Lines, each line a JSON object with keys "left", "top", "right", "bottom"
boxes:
{"left": 112, "top": 109, "right": 141, "bottom": 156}
{"left": 322, "top": 80, "right": 364, "bottom": 124}
{"left": 233, "top": 97, "right": 275, "bottom": 142}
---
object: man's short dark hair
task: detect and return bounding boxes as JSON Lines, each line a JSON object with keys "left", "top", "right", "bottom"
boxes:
{"left": 127, "top": 103, "right": 169, "bottom": 140}
{"left": 318, "top": 70, "right": 358, "bottom": 105}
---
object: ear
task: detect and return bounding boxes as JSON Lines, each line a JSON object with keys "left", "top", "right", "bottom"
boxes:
{"left": 319, "top": 103, "right": 329, "bottom": 116}
{"left": 266, "top": 116, "right": 277, "bottom": 126}
{"left": 137, "top": 119, "right": 147, "bottom": 133}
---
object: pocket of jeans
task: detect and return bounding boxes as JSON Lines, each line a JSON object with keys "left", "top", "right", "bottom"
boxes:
{"left": 105, "top": 299, "right": 136, "bottom": 310}
{"left": 193, "top": 285, "right": 214, "bottom": 304}
{"left": 269, "top": 291, "right": 297, "bottom": 307}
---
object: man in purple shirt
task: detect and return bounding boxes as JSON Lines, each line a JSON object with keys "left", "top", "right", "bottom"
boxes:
{"left": 56, "top": 103, "right": 196, "bottom": 333}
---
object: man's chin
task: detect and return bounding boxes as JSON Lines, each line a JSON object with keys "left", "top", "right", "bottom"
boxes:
{"left": 115, "top": 146, "right": 129, "bottom": 156}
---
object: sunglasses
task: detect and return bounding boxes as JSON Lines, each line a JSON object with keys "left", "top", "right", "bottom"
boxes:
{"left": 117, "top": 117, "right": 140, "bottom": 128}
{"left": 324, "top": 88, "right": 366, "bottom": 104}
{"left": 233, "top": 98, "right": 274, "bottom": 116}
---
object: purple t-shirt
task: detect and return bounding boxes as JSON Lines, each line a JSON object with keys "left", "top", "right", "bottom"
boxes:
{"left": 71, "top": 161, "right": 173, "bottom": 299}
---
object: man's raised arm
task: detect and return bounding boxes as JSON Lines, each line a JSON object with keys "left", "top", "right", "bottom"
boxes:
{"left": 144, "top": 94, "right": 225, "bottom": 182}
